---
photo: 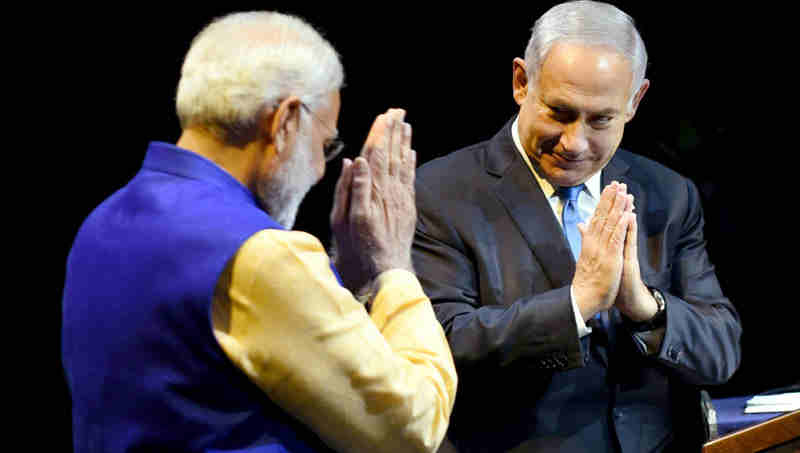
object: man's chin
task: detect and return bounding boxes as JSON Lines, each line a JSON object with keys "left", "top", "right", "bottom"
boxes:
{"left": 275, "top": 211, "right": 298, "bottom": 230}
{"left": 536, "top": 156, "right": 586, "bottom": 186}
{"left": 544, "top": 169, "right": 590, "bottom": 188}
{"left": 271, "top": 199, "right": 302, "bottom": 229}
{"left": 258, "top": 186, "right": 311, "bottom": 230}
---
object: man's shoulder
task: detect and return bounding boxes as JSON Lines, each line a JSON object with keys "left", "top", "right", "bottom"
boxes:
{"left": 418, "top": 140, "right": 491, "bottom": 181}
{"left": 614, "top": 149, "right": 701, "bottom": 211}
{"left": 615, "top": 149, "right": 690, "bottom": 188}
{"left": 71, "top": 168, "right": 281, "bottom": 261}
{"left": 414, "top": 139, "right": 503, "bottom": 211}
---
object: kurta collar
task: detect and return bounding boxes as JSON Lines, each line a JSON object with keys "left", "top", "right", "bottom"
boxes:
{"left": 142, "top": 141, "right": 260, "bottom": 207}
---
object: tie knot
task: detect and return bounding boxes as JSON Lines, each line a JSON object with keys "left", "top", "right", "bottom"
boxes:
{"left": 557, "top": 185, "right": 584, "bottom": 202}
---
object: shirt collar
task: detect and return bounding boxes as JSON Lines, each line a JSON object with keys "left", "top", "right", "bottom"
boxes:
{"left": 511, "top": 116, "right": 601, "bottom": 201}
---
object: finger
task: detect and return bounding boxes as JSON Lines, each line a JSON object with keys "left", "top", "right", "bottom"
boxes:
{"left": 589, "top": 181, "right": 619, "bottom": 236}
{"left": 402, "top": 121, "right": 412, "bottom": 153}
{"left": 386, "top": 108, "right": 406, "bottom": 127}
{"left": 388, "top": 110, "right": 406, "bottom": 176}
{"left": 382, "top": 114, "right": 397, "bottom": 176}
{"left": 622, "top": 194, "right": 635, "bottom": 256}
{"left": 349, "top": 157, "right": 372, "bottom": 224}
{"left": 602, "top": 184, "right": 629, "bottom": 244}
{"left": 410, "top": 149, "right": 417, "bottom": 183}
{"left": 369, "top": 116, "right": 391, "bottom": 187}
{"left": 330, "top": 158, "right": 354, "bottom": 225}
{"left": 361, "top": 113, "right": 387, "bottom": 160}
{"left": 609, "top": 208, "right": 629, "bottom": 253}
{"left": 624, "top": 211, "right": 638, "bottom": 262}
{"left": 398, "top": 124, "right": 414, "bottom": 185}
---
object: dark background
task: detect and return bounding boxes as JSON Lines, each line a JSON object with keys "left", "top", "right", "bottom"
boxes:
{"left": 53, "top": 2, "right": 795, "bottom": 449}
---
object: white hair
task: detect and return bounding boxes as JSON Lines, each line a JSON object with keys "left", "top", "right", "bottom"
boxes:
{"left": 524, "top": 1, "right": 647, "bottom": 106}
{"left": 176, "top": 12, "right": 344, "bottom": 146}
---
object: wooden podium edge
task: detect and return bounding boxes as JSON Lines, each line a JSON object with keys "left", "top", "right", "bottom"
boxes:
{"left": 703, "top": 410, "right": 800, "bottom": 453}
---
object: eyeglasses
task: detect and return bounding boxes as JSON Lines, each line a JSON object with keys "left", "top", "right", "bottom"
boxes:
{"left": 300, "top": 103, "right": 345, "bottom": 162}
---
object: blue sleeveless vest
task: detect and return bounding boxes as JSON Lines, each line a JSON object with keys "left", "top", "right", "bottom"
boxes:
{"left": 63, "top": 142, "right": 335, "bottom": 453}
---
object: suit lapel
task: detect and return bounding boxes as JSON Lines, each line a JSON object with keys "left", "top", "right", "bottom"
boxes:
{"left": 489, "top": 121, "right": 576, "bottom": 290}
{"left": 601, "top": 153, "right": 635, "bottom": 205}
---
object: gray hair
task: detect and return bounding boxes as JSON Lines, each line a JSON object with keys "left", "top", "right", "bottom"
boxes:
{"left": 524, "top": 1, "right": 647, "bottom": 104}
{"left": 176, "top": 12, "right": 344, "bottom": 146}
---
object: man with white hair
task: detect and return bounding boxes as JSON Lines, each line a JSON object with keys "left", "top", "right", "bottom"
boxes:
{"left": 62, "top": 12, "right": 456, "bottom": 453}
{"left": 412, "top": 1, "right": 741, "bottom": 451}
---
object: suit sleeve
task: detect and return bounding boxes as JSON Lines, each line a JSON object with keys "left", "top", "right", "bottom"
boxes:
{"left": 646, "top": 178, "right": 742, "bottom": 385}
{"left": 211, "top": 229, "right": 457, "bottom": 453}
{"left": 413, "top": 179, "right": 583, "bottom": 370}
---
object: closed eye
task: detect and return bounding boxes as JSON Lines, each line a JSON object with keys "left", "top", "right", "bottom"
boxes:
{"left": 548, "top": 105, "right": 576, "bottom": 122}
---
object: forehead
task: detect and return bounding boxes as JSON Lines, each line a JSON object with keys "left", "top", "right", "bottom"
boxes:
{"left": 535, "top": 42, "right": 633, "bottom": 109}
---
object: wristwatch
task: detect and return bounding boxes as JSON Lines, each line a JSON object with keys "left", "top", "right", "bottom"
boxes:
{"left": 627, "top": 287, "right": 667, "bottom": 332}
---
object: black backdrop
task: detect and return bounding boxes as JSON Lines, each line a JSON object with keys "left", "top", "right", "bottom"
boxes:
{"left": 53, "top": 2, "right": 796, "bottom": 449}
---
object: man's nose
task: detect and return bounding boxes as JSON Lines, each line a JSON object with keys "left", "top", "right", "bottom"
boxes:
{"left": 559, "top": 121, "right": 589, "bottom": 155}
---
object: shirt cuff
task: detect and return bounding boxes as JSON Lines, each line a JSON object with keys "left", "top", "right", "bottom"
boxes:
{"left": 369, "top": 269, "right": 428, "bottom": 329}
{"left": 570, "top": 285, "right": 592, "bottom": 338}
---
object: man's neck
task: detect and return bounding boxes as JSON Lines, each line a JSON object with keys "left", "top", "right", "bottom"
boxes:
{"left": 176, "top": 128, "right": 267, "bottom": 192}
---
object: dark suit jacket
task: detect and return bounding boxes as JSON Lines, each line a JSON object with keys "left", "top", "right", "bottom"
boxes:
{"left": 413, "top": 120, "right": 742, "bottom": 453}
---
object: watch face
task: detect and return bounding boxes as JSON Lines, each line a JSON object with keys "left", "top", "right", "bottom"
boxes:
{"left": 651, "top": 288, "right": 665, "bottom": 311}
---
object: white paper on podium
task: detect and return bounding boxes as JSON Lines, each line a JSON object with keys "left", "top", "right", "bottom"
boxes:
{"left": 745, "top": 392, "right": 800, "bottom": 413}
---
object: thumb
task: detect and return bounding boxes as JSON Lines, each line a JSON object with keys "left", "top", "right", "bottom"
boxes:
{"left": 330, "top": 158, "right": 353, "bottom": 226}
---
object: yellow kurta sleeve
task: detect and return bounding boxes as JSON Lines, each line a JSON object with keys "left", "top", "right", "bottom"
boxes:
{"left": 211, "top": 229, "right": 457, "bottom": 453}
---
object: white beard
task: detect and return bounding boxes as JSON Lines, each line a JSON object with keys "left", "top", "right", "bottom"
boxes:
{"left": 257, "top": 130, "right": 318, "bottom": 229}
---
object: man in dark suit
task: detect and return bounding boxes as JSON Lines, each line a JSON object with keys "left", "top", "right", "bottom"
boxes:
{"left": 412, "top": 1, "right": 742, "bottom": 452}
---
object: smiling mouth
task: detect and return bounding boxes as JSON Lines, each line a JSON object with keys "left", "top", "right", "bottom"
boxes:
{"left": 557, "top": 153, "right": 580, "bottom": 161}
{"left": 550, "top": 151, "right": 583, "bottom": 165}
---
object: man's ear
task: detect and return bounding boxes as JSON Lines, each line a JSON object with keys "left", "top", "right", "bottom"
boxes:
{"left": 512, "top": 57, "right": 530, "bottom": 106}
{"left": 269, "top": 96, "right": 302, "bottom": 153}
{"left": 626, "top": 79, "right": 650, "bottom": 122}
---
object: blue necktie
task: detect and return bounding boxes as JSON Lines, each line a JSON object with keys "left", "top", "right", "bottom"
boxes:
{"left": 558, "top": 185, "right": 585, "bottom": 260}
